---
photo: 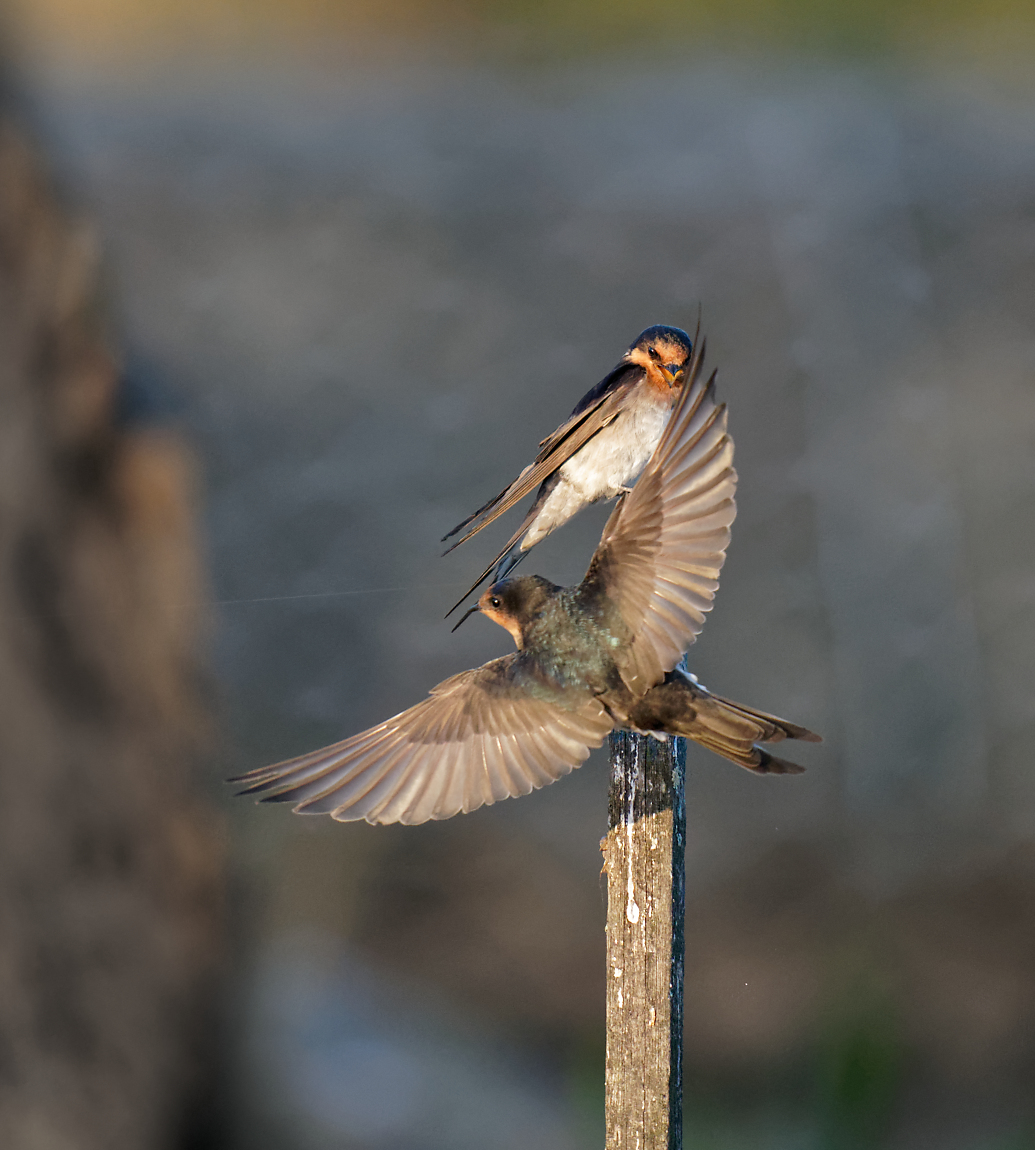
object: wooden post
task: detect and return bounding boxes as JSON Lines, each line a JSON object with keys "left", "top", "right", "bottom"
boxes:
{"left": 603, "top": 729, "right": 686, "bottom": 1150}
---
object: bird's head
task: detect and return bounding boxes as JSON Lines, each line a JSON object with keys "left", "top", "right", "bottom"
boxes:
{"left": 472, "top": 575, "right": 560, "bottom": 650}
{"left": 624, "top": 324, "right": 693, "bottom": 391}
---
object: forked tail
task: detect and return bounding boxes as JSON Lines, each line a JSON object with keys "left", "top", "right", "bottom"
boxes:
{"left": 626, "top": 670, "right": 821, "bottom": 774}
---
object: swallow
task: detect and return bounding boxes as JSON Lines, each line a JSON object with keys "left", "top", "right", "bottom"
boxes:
{"left": 232, "top": 350, "right": 820, "bottom": 825}
{"left": 442, "top": 324, "right": 697, "bottom": 616}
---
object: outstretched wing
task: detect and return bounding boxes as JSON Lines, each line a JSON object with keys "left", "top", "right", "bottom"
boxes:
{"left": 581, "top": 340, "right": 737, "bottom": 695}
{"left": 441, "top": 361, "right": 645, "bottom": 552}
{"left": 231, "top": 656, "right": 613, "bottom": 825}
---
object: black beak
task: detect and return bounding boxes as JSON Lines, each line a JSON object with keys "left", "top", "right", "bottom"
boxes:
{"left": 451, "top": 605, "right": 481, "bottom": 633}
{"left": 662, "top": 362, "right": 684, "bottom": 386}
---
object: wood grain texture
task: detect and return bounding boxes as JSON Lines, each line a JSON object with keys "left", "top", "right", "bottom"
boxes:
{"left": 604, "top": 729, "right": 685, "bottom": 1150}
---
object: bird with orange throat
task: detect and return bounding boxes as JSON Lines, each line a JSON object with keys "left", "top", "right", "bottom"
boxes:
{"left": 443, "top": 324, "right": 697, "bottom": 615}
{"left": 232, "top": 338, "right": 820, "bottom": 824}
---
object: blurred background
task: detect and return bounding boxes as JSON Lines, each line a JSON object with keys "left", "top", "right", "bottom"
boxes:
{"left": 1, "top": 0, "right": 1034, "bottom": 1147}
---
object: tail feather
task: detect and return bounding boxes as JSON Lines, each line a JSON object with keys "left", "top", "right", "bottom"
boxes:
{"left": 707, "top": 693, "right": 822, "bottom": 745}
{"left": 691, "top": 733, "right": 806, "bottom": 775}
{"left": 684, "top": 690, "right": 818, "bottom": 774}
{"left": 626, "top": 671, "right": 820, "bottom": 775}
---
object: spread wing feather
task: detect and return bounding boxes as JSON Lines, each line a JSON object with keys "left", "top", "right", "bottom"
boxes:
{"left": 230, "top": 655, "right": 613, "bottom": 825}
{"left": 582, "top": 341, "right": 737, "bottom": 695}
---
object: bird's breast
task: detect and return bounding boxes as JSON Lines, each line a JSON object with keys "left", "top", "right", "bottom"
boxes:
{"left": 559, "top": 389, "right": 671, "bottom": 500}
{"left": 525, "top": 597, "right": 624, "bottom": 694}
{"left": 520, "top": 388, "right": 674, "bottom": 550}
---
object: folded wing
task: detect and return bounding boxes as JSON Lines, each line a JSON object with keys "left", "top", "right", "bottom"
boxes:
{"left": 231, "top": 656, "right": 613, "bottom": 825}
{"left": 581, "top": 339, "right": 737, "bottom": 695}
{"left": 441, "top": 362, "right": 644, "bottom": 553}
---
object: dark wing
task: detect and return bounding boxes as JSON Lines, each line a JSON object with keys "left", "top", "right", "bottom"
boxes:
{"left": 441, "top": 361, "right": 645, "bottom": 552}
{"left": 231, "top": 656, "right": 613, "bottom": 825}
{"left": 442, "top": 480, "right": 558, "bottom": 617}
{"left": 581, "top": 340, "right": 736, "bottom": 695}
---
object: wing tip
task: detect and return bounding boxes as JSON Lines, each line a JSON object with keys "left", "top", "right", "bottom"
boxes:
{"left": 257, "top": 789, "right": 299, "bottom": 804}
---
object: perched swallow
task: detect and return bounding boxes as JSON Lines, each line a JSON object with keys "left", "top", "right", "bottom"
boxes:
{"left": 443, "top": 324, "right": 696, "bottom": 615}
{"left": 232, "top": 352, "right": 820, "bottom": 825}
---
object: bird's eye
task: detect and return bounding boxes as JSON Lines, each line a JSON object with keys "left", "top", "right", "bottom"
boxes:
{"left": 489, "top": 596, "right": 501, "bottom": 609}
{"left": 648, "top": 346, "right": 661, "bottom": 361}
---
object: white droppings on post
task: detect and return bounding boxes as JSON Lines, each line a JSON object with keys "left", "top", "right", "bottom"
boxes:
{"left": 606, "top": 729, "right": 685, "bottom": 1149}
{"left": 625, "top": 738, "right": 639, "bottom": 927}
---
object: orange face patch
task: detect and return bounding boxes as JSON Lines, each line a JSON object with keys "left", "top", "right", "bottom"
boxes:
{"left": 625, "top": 346, "right": 680, "bottom": 394}
{"left": 478, "top": 596, "right": 525, "bottom": 649}
{"left": 651, "top": 335, "right": 691, "bottom": 367}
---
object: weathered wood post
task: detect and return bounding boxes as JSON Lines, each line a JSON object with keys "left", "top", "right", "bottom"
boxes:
{"left": 603, "top": 728, "right": 686, "bottom": 1149}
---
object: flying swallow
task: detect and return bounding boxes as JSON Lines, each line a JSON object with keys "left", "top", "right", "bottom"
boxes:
{"left": 232, "top": 351, "right": 820, "bottom": 825}
{"left": 442, "top": 324, "right": 696, "bottom": 615}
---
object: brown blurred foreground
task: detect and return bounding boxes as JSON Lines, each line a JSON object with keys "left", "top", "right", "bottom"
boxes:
{"left": 0, "top": 120, "right": 222, "bottom": 1147}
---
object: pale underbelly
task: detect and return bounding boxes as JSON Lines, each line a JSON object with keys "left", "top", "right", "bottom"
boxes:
{"left": 522, "top": 400, "right": 671, "bottom": 548}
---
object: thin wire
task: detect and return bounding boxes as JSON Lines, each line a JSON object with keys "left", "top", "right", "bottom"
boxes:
{"left": 207, "top": 581, "right": 471, "bottom": 608}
